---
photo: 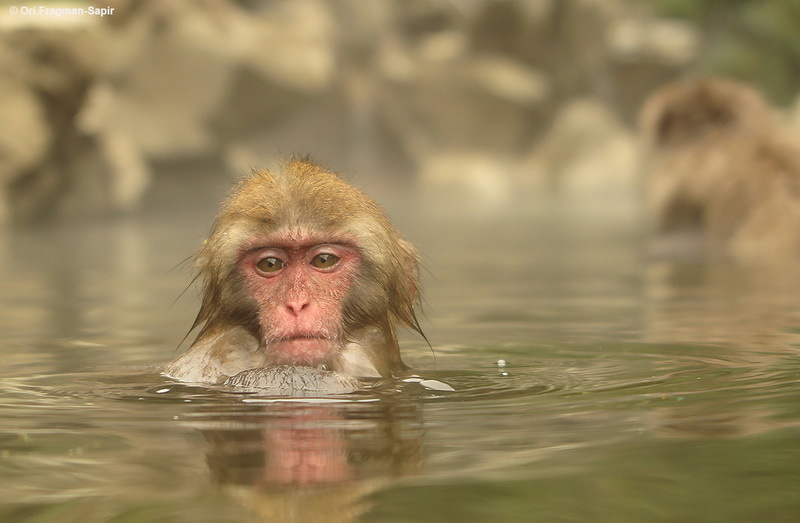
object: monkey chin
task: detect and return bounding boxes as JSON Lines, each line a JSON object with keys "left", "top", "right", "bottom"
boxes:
{"left": 269, "top": 336, "right": 339, "bottom": 369}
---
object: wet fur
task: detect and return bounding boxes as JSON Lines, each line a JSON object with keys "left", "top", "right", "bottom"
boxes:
{"left": 164, "top": 158, "right": 423, "bottom": 384}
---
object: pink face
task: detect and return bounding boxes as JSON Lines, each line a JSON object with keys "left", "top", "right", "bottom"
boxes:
{"left": 239, "top": 232, "right": 360, "bottom": 368}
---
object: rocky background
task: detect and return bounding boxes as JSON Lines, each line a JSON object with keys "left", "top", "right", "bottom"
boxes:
{"left": 2, "top": 0, "right": 800, "bottom": 223}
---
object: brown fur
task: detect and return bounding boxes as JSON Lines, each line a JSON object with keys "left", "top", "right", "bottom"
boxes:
{"left": 164, "top": 158, "right": 422, "bottom": 384}
{"left": 640, "top": 77, "right": 800, "bottom": 263}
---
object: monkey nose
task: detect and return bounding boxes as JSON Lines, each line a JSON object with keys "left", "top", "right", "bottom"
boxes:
{"left": 285, "top": 298, "right": 310, "bottom": 315}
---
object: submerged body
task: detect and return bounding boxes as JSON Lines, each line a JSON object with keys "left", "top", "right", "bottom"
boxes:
{"left": 163, "top": 158, "right": 423, "bottom": 389}
{"left": 223, "top": 365, "right": 362, "bottom": 395}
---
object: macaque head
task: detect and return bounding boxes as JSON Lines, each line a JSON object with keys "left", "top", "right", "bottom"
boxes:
{"left": 190, "top": 158, "right": 421, "bottom": 376}
{"left": 640, "top": 77, "right": 771, "bottom": 148}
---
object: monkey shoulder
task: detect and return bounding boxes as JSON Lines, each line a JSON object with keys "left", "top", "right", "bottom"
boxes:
{"left": 162, "top": 326, "right": 262, "bottom": 384}
{"left": 335, "top": 342, "right": 384, "bottom": 378}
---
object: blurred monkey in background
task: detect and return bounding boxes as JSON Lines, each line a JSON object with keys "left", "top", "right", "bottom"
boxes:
{"left": 640, "top": 77, "right": 800, "bottom": 263}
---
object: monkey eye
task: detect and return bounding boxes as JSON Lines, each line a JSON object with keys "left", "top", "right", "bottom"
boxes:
{"left": 310, "top": 253, "right": 340, "bottom": 269}
{"left": 256, "top": 257, "right": 285, "bottom": 273}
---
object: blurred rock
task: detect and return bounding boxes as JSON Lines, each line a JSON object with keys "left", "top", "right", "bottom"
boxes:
{"left": 376, "top": 0, "right": 691, "bottom": 211}
{"left": 0, "top": 0, "right": 703, "bottom": 223}
{"left": 378, "top": 55, "right": 551, "bottom": 161}
{"left": 609, "top": 16, "right": 698, "bottom": 65}
{"left": 85, "top": 1, "right": 242, "bottom": 160}
{"left": 0, "top": 27, "right": 117, "bottom": 222}
{"left": 417, "top": 151, "right": 515, "bottom": 214}
{"left": 0, "top": 0, "right": 337, "bottom": 224}
{"left": 418, "top": 99, "right": 639, "bottom": 217}
{"left": 608, "top": 11, "right": 699, "bottom": 122}
{"left": 89, "top": 0, "right": 334, "bottom": 159}
{"left": 468, "top": 0, "right": 697, "bottom": 120}
{"left": 0, "top": 41, "right": 51, "bottom": 222}
{"left": 522, "top": 98, "right": 637, "bottom": 198}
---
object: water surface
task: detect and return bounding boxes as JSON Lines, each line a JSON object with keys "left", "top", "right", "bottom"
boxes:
{"left": 2, "top": 193, "right": 800, "bottom": 522}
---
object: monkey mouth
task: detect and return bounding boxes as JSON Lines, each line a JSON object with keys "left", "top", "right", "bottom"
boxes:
{"left": 270, "top": 335, "right": 338, "bottom": 367}
{"left": 280, "top": 334, "right": 331, "bottom": 342}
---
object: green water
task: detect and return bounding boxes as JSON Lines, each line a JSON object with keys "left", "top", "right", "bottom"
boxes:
{"left": 1, "top": 199, "right": 799, "bottom": 522}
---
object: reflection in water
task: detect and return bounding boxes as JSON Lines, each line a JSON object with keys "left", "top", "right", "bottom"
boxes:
{"left": 191, "top": 398, "right": 422, "bottom": 521}
{"left": 0, "top": 208, "right": 210, "bottom": 376}
{"left": 643, "top": 260, "right": 800, "bottom": 350}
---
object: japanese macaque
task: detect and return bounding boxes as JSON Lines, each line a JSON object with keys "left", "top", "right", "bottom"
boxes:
{"left": 640, "top": 77, "right": 800, "bottom": 263}
{"left": 163, "top": 158, "right": 422, "bottom": 389}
